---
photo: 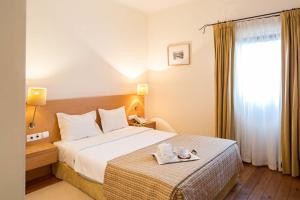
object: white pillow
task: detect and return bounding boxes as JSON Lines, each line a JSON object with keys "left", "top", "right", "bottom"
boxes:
{"left": 98, "top": 106, "right": 128, "bottom": 133}
{"left": 56, "top": 111, "right": 102, "bottom": 141}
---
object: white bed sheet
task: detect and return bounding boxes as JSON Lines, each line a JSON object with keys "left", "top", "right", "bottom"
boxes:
{"left": 54, "top": 126, "right": 176, "bottom": 183}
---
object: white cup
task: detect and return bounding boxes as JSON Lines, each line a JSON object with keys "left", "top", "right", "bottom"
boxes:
{"left": 178, "top": 147, "right": 190, "bottom": 158}
{"left": 158, "top": 143, "right": 174, "bottom": 158}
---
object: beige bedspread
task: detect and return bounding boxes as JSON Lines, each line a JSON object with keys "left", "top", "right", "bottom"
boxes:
{"left": 103, "top": 135, "right": 243, "bottom": 200}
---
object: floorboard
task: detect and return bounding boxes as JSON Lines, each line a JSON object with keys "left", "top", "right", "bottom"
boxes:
{"left": 248, "top": 168, "right": 273, "bottom": 200}
{"left": 225, "top": 163, "right": 300, "bottom": 200}
{"left": 288, "top": 177, "right": 300, "bottom": 200}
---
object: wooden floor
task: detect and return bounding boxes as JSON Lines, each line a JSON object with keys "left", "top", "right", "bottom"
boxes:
{"left": 225, "top": 163, "right": 300, "bottom": 200}
{"left": 26, "top": 164, "right": 300, "bottom": 199}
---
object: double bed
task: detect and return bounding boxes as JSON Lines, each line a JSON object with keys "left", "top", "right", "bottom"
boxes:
{"left": 53, "top": 126, "right": 242, "bottom": 200}
{"left": 27, "top": 94, "right": 242, "bottom": 200}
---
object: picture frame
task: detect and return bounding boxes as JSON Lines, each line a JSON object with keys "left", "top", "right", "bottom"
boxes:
{"left": 168, "top": 43, "right": 191, "bottom": 66}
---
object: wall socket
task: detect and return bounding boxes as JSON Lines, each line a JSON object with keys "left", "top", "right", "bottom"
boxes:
{"left": 27, "top": 131, "right": 49, "bottom": 142}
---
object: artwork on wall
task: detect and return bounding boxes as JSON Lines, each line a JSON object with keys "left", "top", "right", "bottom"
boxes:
{"left": 168, "top": 43, "right": 191, "bottom": 66}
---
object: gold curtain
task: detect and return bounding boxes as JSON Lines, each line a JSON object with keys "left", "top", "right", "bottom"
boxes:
{"left": 281, "top": 9, "right": 300, "bottom": 177}
{"left": 213, "top": 22, "right": 235, "bottom": 139}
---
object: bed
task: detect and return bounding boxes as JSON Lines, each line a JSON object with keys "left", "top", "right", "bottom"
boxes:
{"left": 26, "top": 94, "right": 242, "bottom": 200}
{"left": 53, "top": 126, "right": 243, "bottom": 200}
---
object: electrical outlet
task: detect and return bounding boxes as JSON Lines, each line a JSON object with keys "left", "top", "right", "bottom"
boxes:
{"left": 31, "top": 133, "right": 38, "bottom": 141}
{"left": 26, "top": 131, "right": 50, "bottom": 142}
{"left": 26, "top": 134, "right": 35, "bottom": 142}
{"left": 36, "top": 133, "right": 43, "bottom": 140}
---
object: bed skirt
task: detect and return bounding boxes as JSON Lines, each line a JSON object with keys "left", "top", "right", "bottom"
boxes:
{"left": 52, "top": 162, "right": 106, "bottom": 200}
{"left": 52, "top": 162, "right": 238, "bottom": 200}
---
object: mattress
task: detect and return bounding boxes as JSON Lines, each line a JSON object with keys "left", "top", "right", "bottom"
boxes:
{"left": 54, "top": 126, "right": 176, "bottom": 183}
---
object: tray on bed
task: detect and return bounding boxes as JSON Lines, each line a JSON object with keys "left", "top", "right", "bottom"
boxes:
{"left": 152, "top": 152, "right": 200, "bottom": 165}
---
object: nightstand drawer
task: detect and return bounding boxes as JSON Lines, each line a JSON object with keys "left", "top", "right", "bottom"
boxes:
{"left": 26, "top": 147, "right": 58, "bottom": 171}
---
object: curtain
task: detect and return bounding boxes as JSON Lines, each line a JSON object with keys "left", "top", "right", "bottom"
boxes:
{"left": 213, "top": 22, "right": 235, "bottom": 139}
{"left": 281, "top": 9, "right": 300, "bottom": 177}
{"left": 234, "top": 17, "right": 282, "bottom": 170}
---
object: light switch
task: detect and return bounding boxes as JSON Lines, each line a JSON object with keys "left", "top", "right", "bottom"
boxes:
{"left": 42, "top": 131, "right": 49, "bottom": 138}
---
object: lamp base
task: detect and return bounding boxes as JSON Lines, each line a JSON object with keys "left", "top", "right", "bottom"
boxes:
{"left": 29, "top": 122, "right": 36, "bottom": 129}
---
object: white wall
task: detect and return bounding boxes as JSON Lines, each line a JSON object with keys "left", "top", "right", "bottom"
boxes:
{"left": 147, "top": 0, "right": 300, "bottom": 136}
{"left": 26, "top": 0, "right": 148, "bottom": 100}
{"left": 0, "top": 0, "right": 25, "bottom": 199}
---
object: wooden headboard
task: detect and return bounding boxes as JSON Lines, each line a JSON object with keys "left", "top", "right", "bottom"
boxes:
{"left": 25, "top": 94, "right": 144, "bottom": 143}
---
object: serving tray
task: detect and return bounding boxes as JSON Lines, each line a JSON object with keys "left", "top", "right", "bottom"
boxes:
{"left": 152, "top": 152, "right": 200, "bottom": 165}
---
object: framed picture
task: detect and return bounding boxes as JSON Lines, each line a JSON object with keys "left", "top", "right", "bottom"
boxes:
{"left": 168, "top": 43, "right": 191, "bottom": 66}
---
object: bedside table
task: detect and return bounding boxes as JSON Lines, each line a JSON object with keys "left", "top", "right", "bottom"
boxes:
{"left": 129, "top": 120, "right": 156, "bottom": 129}
{"left": 26, "top": 143, "right": 58, "bottom": 171}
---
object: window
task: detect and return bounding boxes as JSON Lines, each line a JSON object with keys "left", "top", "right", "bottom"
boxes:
{"left": 234, "top": 17, "right": 282, "bottom": 170}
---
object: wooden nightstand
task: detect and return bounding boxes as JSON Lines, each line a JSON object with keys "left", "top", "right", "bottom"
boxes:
{"left": 129, "top": 120, "right": 156, "bottom": 129}
{"left": 26, "top": 143, "right": 58, "bottom": 171}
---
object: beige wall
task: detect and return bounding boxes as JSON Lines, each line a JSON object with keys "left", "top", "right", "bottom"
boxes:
{"left": 26, "top": 0, "right": 300, "bottom": 136}
{"left": 26, "top": 0, "right": 148, "bottom": 100}
{"left": 147, "top": 0, "right": 300, "bottom": 136}
{"left": 0, "top": 0, "right": 26, "bottom": 199}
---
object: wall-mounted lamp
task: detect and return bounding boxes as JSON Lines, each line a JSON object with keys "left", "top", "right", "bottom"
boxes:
{"left": 27, "top": 87, "right": 47, "bottom": 129}
{"left": 135, "top": 83, "right": 148, "bottom": 112}
{"left": 137, "top": 83, "right": 149, "bottom": 96}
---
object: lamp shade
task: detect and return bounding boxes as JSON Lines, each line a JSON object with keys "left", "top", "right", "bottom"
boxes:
{"left": 27, "top": 87, "right": 47, "bottom": 106}
{"left": 137, "top": 84, "right": 149, "bottom": 96}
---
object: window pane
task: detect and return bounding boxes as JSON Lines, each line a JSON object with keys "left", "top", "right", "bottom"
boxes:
{"left": 234, "top": 39, "right": 281, "bottom": 106}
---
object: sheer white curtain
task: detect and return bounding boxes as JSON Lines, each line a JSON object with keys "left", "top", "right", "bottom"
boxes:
{"left": 234, "top": 17, "right": 282, "bottom": 170}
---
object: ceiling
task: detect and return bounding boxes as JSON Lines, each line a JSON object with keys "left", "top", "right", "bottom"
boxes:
{"left": 115, "top": 0, "right": 195, "bottom": 14}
